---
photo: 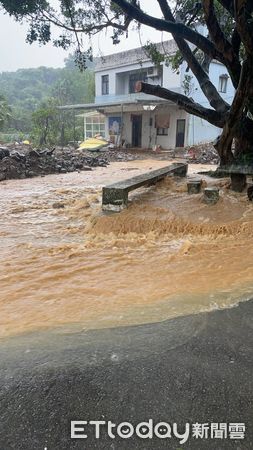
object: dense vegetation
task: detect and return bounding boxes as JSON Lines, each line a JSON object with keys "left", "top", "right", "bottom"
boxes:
{"left": 0, "top": 54, "right": 95, "bottom": 145}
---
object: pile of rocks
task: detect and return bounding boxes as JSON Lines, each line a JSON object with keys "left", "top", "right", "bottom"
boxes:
{"left": 102, "top": 149, "right": 137, "bottom": 162}
{"left": 102, "top": 143, "right": 220, "bottom": 164}
{"left": 0, "top": 140, "right": 220, "bottom": 182}
{"left": 0, "top": 144, "right": 109, "bottom": 182}
{"left": 183, "top": 142, "right": 219, "bottom": 164}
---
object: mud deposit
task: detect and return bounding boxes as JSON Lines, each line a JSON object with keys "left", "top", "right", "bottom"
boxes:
{"left": 1, "top": 160, "right": 253, "bottom": 338}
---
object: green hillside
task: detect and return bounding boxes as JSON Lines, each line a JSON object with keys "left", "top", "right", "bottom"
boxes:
{"left": 0, "top": 55, "right": 95, "bottom": 144}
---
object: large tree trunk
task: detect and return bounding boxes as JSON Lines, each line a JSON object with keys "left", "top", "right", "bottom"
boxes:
{"left": 214, "top": 114, "right": 253, "bottom": 192}
{"left": 214, "top": 58, "right": 253, "bottom": 167}
{"left": 233, "top": 120, "right": 253, "bottom": 164}
{"left": 232, "top": 130, "right": 253, "bottom": 191}
{"left": 213, "top": 131, "right": 234, "bottom": 166}
{"left": 213, "top": 121, "right": 253, "bottom": 166}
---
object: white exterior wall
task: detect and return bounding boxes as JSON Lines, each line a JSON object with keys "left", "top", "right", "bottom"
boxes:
{"left": 96, "top": 57, "right": 181, "bottom": 100}
{"left": 162, "top": 64, "right": 181, "bottom": 90}
{"left": 95, "top": 70, "right": 116, "bottom": 98}
{"left": 180, "top": 60, "right": 235, "bottom": 145}
{"left": 186, "top": 115, "right": 221, "bottom": 146}
{"left": 105, "top": 106, "right": 187, "bottom": 149}
{"left": 154, "top": 107, "right": 187, "bottom": 149}
{"left": 95, "top": 62, "right": 162, "bottom": 102}
{"left": 94, "top": 40, "right": 235, "bottom": 148}
{"left": 95, "top": 60, "right": 180, "bottom": 103}
{"left": 183, "top": 61, "right": 234, "bottom": 107}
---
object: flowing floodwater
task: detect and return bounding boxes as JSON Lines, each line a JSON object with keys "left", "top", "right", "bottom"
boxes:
{"left": 1, "top": 159, "right": 253, "bottom": 338}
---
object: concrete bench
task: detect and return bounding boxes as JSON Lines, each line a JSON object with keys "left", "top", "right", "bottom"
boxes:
{"left": 102, "top": 163, "right": 188, "bottom": 211}
{"left": 218, "top": 164, "right": 253, "bottom": 175}
{"left": 218, "top": 164, "right": 253, "bottom": 192}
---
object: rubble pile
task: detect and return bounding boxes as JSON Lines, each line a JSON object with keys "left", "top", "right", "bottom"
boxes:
{"left": 103, "top": 142, "right": 220, "bottom": 164}
{"left": 88, "top": 148, "right": 138, "bottom": 162}
{"left": 0, "top": 144, "right": 109, "bottom": 182}
{"left": 0, "top": 141, "right": 220, "bottom": 182}
{"left": 183, "top": 142, "right": 219, "bottom": 164}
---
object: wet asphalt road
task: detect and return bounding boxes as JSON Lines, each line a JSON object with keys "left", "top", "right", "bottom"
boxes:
{"left": 0, "top": 300, "right": 252, "bottom": 450}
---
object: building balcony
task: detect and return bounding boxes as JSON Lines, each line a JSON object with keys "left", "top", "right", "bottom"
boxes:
{"left": 95, "top": 89, "right": 182, "bottom": 106}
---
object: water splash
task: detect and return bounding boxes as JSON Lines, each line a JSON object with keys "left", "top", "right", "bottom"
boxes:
{"left": 0, "top": 160, "right": 253, "bottom": 338}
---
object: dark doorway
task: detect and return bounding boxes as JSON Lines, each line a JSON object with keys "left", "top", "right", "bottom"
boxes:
{"left": 176, "top": 119, "right": 186, "bottom": 147}
{"left": 132, "top": 114, "right": 142, "bottom": 147}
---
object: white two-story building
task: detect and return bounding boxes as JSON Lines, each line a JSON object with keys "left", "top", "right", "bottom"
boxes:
{"left": 71, "top": 39, "right": 234, "bottom": 149}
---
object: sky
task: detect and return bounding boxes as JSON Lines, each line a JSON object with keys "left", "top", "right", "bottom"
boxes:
{"left": 0, "top": 1, "right": 167, "bottom": 73}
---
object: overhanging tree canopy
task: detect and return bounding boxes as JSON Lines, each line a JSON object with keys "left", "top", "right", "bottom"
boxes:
{"left": 1, "top": 0, "right": 253, "bottom": 164}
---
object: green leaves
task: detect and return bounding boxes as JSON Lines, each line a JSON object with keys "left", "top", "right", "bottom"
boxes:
{"left": 143, "top": 41, "right": 165, "bottom": 67}
{"left": 0, "top": 0, "right": 49, "bottom": 17}
{"left": 26, "top": 22, "right": 51, "bottom": 45}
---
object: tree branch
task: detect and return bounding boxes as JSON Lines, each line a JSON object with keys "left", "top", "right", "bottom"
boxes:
{"left": 112, "top": 0, "right": 225, "bottom": 63}
{"left": 216, "top": 0, "right": 234, "bottom": 16}
{"left": 156, "top": 0, "right": 229, "bottom": 113}
{"left": 231, "top": 28, "right": 241, "bottom": 57}
{"left": 202, "top": 0, "right": 241, "bottom": 86}
{"left": 214, "top": 58, "right": 252, "bottom": 161}
{"left": 40, "top": 9, "right": 130, "bottom": 35}
{"left": 64, "top": 0, "right": 82, "bottom": 53}
{"left": 234, "top": 0, "right": 253, "bottom": 56}
{"left": 135, "top": 81, "right": 225, "bottom": 127}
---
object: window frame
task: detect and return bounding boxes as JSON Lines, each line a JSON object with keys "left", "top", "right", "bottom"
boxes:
{"left": 84, "top": 113, "right": 106, "bottom": 139}
{"left": 218, "top": 75, "right": 228, "bottom": 93}
{"left": 157, "top": 127, "right": 168, "bottom": 136}
{"left": 101, "top": 74, "right": 109, "bottom": 95}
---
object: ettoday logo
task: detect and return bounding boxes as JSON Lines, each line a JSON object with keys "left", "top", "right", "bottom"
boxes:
{"left": 71, "top": 420, "right": 190, "bottom": 444}
{"left": 71, "top": 420, "right": 246, "bottom": 444}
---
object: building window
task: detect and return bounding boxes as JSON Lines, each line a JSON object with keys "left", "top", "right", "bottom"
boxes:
{"left": 84, "top": 113, "right": 105, "bottom": 139}
{"left": 129, "top": 71, "right": 147, "bottom": 93}
{"left": 101, "top": 75, "right": 109, "bottom": 95}
{"left": 157, "top": 127, "right": 168, "bottom": 136}
{"left": 155, "top": 114, "right": 170, "bottom": 136}
{"left": 218, "top": 75, "right": 228, "bottom": 93}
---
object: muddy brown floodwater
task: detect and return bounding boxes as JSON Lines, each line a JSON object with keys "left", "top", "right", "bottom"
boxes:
{"left": 1, "top": 159, "right": 253, "bottom": 338}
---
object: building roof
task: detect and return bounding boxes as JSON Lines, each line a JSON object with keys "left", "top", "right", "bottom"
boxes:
{"left": 58, "top": 98, "right": 169, "bottom": 111}
{"left": 95, "top": 40, "right": 178, "bottom": 72}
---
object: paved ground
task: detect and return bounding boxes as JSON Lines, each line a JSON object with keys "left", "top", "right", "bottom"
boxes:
{"left": 0, "top": 300, "right": 252, "bottom": 450}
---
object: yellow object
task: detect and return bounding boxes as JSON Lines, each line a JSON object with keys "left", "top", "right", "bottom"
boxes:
{"left": 78, "top": 137, "right": 107, "bottom": 151}
{"left": 23, "top": 140, "right": 30, "bottom": 145}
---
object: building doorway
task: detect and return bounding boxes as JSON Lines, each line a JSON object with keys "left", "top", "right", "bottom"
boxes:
{"left": 176, "top": 119, "right": 186, "bottom": 147}
{"left": 132, "top": 114, "right": 142, "bottom": 147}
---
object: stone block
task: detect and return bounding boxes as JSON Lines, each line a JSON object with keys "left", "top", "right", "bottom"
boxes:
{"left": 187, "top": 180, "right": 202, "bottom": 194}
{"left": 203, "top": 187, "right": 219, "bottom": 204}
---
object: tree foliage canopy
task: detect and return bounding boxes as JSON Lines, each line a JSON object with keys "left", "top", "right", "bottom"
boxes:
{"left": 1, "top": 0, "right": 253, "bottom": 163}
